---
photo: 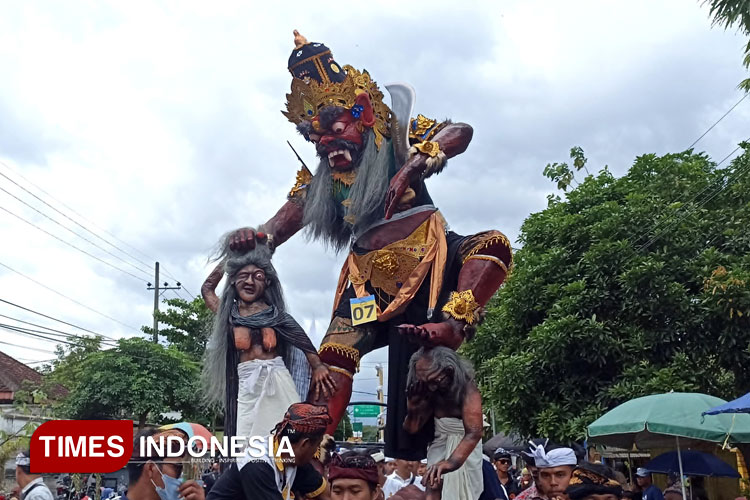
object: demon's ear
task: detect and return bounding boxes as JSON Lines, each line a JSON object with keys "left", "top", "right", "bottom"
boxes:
{"left": 354, "top": 92, "right": 376, "bottom": 128}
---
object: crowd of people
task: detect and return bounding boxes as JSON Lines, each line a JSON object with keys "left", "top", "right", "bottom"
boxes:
{"left": 3, "top": 403, "right": 706, "bottom": 500}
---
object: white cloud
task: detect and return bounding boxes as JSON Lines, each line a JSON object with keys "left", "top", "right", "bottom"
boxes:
{"left": 0, "top": 0, "right": 747, "bottom": 402}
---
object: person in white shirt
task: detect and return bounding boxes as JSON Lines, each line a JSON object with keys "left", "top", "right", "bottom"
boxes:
{"left": 413, "top": 460, "right": 427, "bottom": 492}
{"left": 15, "top": 451, "right": 54, "bottom": 500}
{"left": 382, "top": 459, "right": 417, "bottom": 498}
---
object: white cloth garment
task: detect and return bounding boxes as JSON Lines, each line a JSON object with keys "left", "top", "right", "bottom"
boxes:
{"left": 236, "top": 357, "right": 300, "bottom": 440}
{"left": 426, "top": 417, "right": 483, "bottom": 500}
{"left": 383, "top": 471, "right": 416, "bottom": 498}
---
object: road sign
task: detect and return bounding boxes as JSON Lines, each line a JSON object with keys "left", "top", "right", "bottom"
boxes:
{"left": 353, "top": 404, "right": 382, "bottom": 417}
{"left": 352, "top": 422, "right": 363, "bottom": 432}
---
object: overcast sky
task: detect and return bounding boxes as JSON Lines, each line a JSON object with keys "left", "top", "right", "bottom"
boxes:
{"left": 1, "top": 1, "right": 748, "bottom": 408}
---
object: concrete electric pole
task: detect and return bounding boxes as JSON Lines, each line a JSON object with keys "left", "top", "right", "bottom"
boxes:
{"left": 146, "top": 261, "right": 182, "bottom": 343}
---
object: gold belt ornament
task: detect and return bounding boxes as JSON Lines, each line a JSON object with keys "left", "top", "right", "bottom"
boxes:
{"left": 334, "top": 211, "right": 448, "bottom": 322}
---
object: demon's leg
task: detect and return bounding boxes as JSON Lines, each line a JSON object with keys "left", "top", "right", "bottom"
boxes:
{"left": 307, "top": 316, "right": 378, "bottom": 435}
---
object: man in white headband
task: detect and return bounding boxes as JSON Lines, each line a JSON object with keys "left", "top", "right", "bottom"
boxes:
{"left": 15, "top": 450, "right": 54, "bottom": 500}
{"left": 526, "top": 442, "right": 577, "bottom": 500}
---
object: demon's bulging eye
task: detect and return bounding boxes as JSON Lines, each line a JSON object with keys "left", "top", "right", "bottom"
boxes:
{"left": 332, "top": 122, "right": 345, "bottom": 134}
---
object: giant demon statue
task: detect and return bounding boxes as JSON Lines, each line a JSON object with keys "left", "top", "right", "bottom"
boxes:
{"left": 230, "top": 31, "right": 512, "bottom": 459}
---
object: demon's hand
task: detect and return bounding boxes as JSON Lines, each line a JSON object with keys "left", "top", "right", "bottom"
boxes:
{"left": 228, "top": 228, "right": 269, "bottom": 252}
{"left": 384, "top": 155, "right": 426, "bottom": 219}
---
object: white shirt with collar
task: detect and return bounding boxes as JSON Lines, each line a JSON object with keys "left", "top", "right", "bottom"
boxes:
{"left": 382, "top": 471, "right": 415, "bottom": 498}
{"left": 21, "top": 477, "right": 54, "bottom": 500}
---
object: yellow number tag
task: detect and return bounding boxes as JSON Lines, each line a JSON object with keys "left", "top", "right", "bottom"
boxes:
{"left": 350, "top": 295, "right": 377, "bottom": 326}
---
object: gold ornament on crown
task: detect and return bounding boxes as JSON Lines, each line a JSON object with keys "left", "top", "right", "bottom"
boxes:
{"left": 283, "top": 65, "right": 392, "bottom": 149}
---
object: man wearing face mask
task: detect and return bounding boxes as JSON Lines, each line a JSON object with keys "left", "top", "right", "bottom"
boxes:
{"left": 124, "top": 428, "right": 205, "bottom": 500}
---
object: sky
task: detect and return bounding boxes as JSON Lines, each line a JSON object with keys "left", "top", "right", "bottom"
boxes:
{"left": 0, "top": 0, "right": 748, "bottom": 411}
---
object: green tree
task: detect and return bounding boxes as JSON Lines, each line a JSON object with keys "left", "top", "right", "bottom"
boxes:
{"left": 705, "top": 0, "right": 750, "bottom": 91}
{"left": 464, "top": 145, "right": 750, "bottom": 442}
{"left": 141, "top": 297, "right": 213, "bottom": 359}
{"left": 58, "top": 337, "right": 200, "bottom": 428}
{"left": 334, "top": 411, "right": 353, "bottom": 441}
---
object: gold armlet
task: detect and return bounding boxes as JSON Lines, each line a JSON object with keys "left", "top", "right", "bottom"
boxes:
{"left": 441, "top": 290, "right": 480, "bottom": 325}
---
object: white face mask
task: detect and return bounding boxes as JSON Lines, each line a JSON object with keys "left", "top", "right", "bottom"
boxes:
{"left": 150, "top": 463, "right": 183, "bottom": 500}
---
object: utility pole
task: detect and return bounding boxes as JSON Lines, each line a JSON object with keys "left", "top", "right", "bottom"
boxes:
{"left": 146, "top": 261, "right": 182, "bottom": 343}
{"left": 376, "top": 364, "right": 385, "bottom": 442}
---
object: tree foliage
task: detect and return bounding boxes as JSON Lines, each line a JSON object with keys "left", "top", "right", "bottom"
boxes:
{"left": 705, "top": 0, "right": 750, "bottom": 91}
{"left": 464, "top": 145, "right": 750, "bottom": 442}
{"left": 141, "top": 297, "right": 213, "bottom": 359}
{"left": 57, "top": 337, "right": 200, "bottom": 428}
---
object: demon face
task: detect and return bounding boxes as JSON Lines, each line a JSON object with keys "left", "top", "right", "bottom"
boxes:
{"left": 296, "top": 92, "right": 375, "bottom": 172}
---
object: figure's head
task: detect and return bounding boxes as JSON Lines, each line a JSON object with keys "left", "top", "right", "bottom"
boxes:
{"left": 329, "top": 452, "right": 381, "bottom": 500}
{"left": 127, "top": 428, "right": 186, "bottom": 500}
{"left": 233, "top": 263, "right": 270, "bottom": 304}
{"left": 565, "top": 462, "right": 623, "bottom": 500}
{"left": 284, "top": 31, "right": 391, "bottom": 169}
{"left": 296, "top": 97, "right": 373, "bottom": 172}
{"left": 407, "top": 347, "right": 475, "bottom": 407}
{"left": 273, "top": 403, "right": 331, "bottom": 467}
{"left": 635, "top": 468, "right": 652, "bottom": 488}
{"left": 14, "top": 450, "right": 37, "bottom": 489}
{"left": 417, "top": 459, "right": 427, "bottom": 477}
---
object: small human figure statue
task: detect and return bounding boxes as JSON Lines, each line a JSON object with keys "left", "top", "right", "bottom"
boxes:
{"left": 404, "top": 347, "right": 483, "bottom": 500}
{"left": 201, "top": 231, "right": 336, "bottom": 442}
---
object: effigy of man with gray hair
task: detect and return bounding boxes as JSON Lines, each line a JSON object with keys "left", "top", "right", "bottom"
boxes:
{"left": 404, "top": 346, "right": 483, "bottom": 500}
{"left": 201, "top": 230, "right": 336, "bottom": 442}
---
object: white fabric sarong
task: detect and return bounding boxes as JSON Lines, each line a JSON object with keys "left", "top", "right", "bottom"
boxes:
{"left": 236, "top": 357, "right": 300, "bottom": 440}
{"left": 426, "top": 417, "right": 483, "bottom": 500}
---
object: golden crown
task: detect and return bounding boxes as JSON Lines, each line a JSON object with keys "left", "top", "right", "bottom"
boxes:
{"left": 283, "top": 65, "right": 392, "bottom": 148}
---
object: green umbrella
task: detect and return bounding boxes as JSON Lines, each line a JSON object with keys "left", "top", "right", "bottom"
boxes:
{"left": 588, "top": 392, "right": 750, "bottom": 500}
{"left": 588, "top": 392, "right": 750, "bottom": 448}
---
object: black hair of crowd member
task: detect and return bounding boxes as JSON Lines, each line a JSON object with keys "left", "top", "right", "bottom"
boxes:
{"left": 127, "top": 428, "right": 185, "bottom": 485}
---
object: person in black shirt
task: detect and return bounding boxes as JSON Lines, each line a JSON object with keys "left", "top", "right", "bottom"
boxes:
{"left": 493, "top": 448, "right": 520, "bottom": 499}
{"left": 207, "top": 403, "right": 331, "bottom": 500}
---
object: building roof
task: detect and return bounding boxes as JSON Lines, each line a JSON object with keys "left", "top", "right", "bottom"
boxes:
{"left": 0, "top": 350, "right": 43, "bottom": 394}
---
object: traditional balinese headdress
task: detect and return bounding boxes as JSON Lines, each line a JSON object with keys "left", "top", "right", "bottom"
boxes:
{"left": 328, "top": 452, "right": 380, "bottom": 485}
{"left": 283, "top": 30, "right": 392, "bottom": 149}
{"left": 565, "top": 463, "right": 623, "bottom": 500}
{"left": 273, "top": 402, "right": 331, "bottom": 437}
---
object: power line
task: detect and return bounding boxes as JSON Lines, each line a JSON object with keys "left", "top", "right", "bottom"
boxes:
{"left": 0, "top": 167, "right": 157, "bottom": 272}
{"left": 687, "top": 93, "right": 748, "bottom": 150}
{"left": 0, "top": 312, "right": 118, "bottom": 344}
{"left": 0, "top": 338, "right": 56, "bottom": 354}
{"left": 0, "top": 160, "right": 195, "bottom": 294}
{"left": 0, "top": 263, "right": 141, "bottom": 332}
{"left": 0, "top": 183, "right": 153, "bottom": 279}
{"left": 624, "top": 137, "right": 749, "bottom": 253}
{"left": 0, "top": 161, "right": 156, "bottom": 266}
{"left": 0, "top": 323, "right": 79, "bottom": 346}
{"left": 0, "top": 204, "right": 147, "bottom": 284}
{"left": 0, "top": 297, "right": 109, "bottom": 337}
{"left": 634, "top": 140, "right": 749, "bottom": 254}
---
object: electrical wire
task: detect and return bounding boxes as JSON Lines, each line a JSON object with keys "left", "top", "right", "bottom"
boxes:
{"left": 0, "top": 263, "right": 141, "bottom": 333}
{"left": 0, "top": 312, "right": 118, "bottom": 343}
{"left": 0, "top": 160, "right": 195, "bottom": 295}
{"left": 0, "top": 184, "right": 153, "bottom": 279}
{"left": 0, "top": 296, "right": 108, "bottom": 337}
{"left": 0, "top": 204, "right": 147, "bottom": 284}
